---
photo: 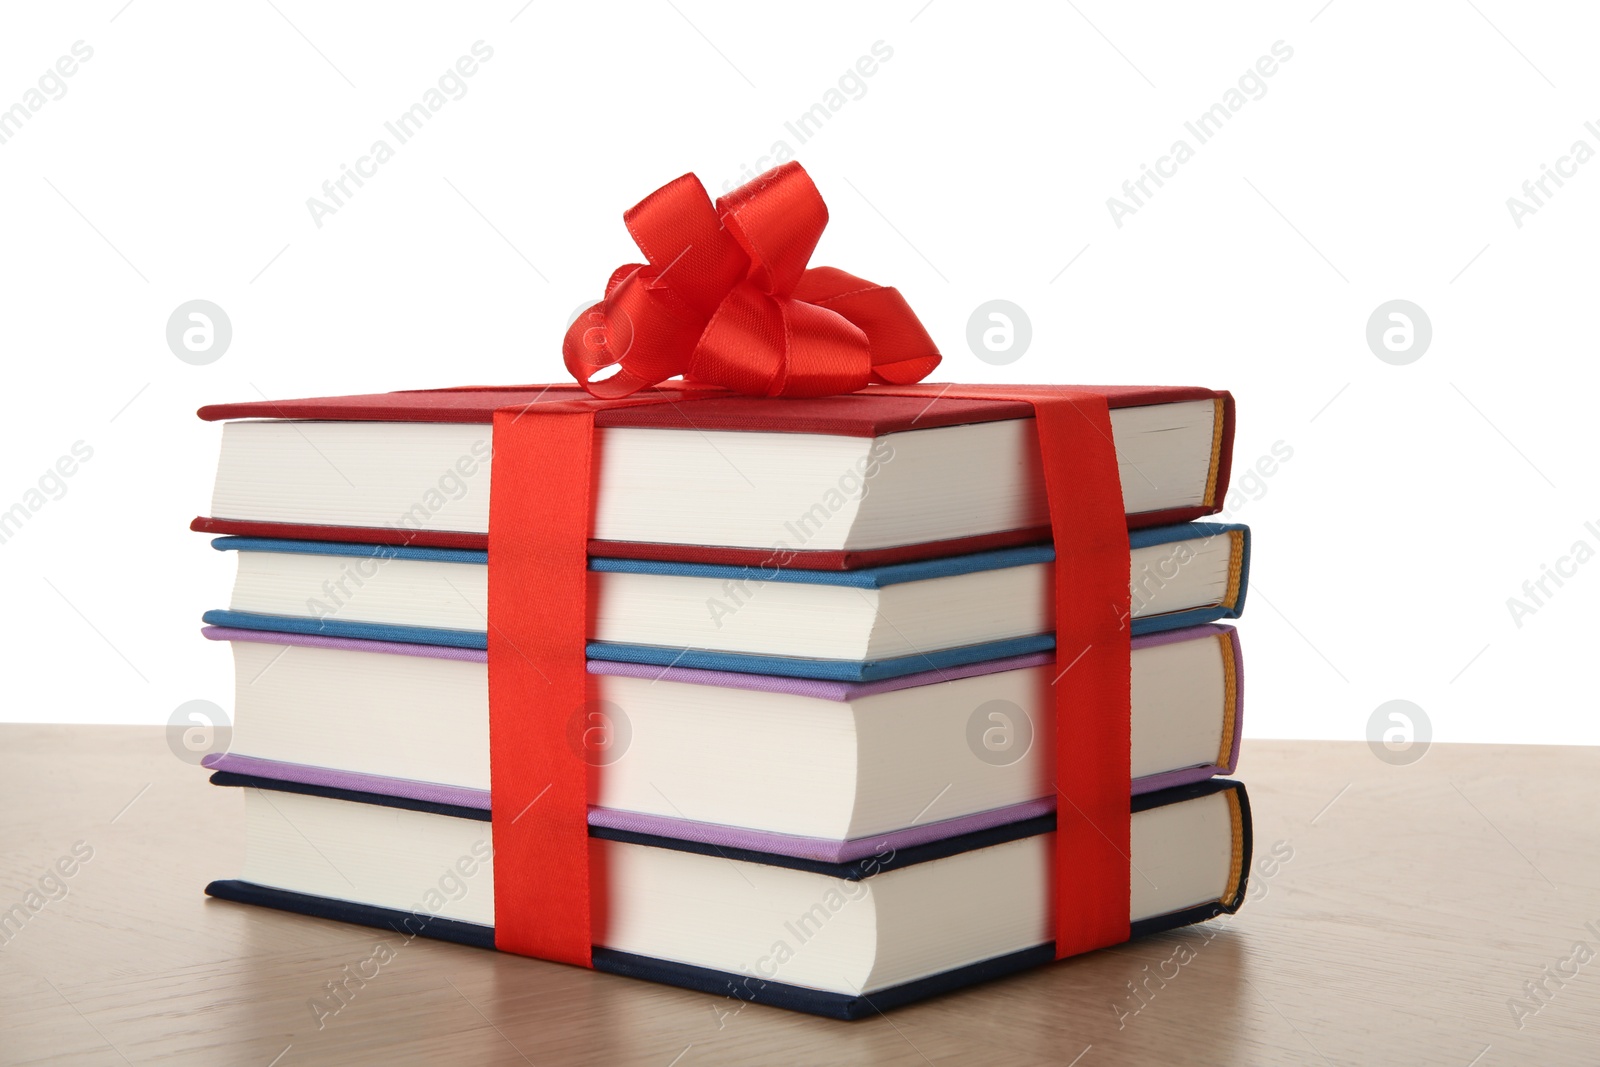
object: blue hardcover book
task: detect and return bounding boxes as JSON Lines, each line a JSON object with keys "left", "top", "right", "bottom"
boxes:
{"left": 202, "top": 522, "right": 1248, "bottom": 682}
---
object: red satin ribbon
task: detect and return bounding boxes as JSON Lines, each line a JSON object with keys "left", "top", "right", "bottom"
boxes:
{"left": 561, "top": 162, "right": 942, "bottom": 399}
{"left": 487, "top": 401, "right": 593, "bottom": 965}
{"left": 488, "top": 384, "right": 1131, "bottom": 966}
{"left": 487, "top": 393, "right": 693, "bottom": 966}
{"left": 878, "top": 385, "right": 1132, "bottom": 957}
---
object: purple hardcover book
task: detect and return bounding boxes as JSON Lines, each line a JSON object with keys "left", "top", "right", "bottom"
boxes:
{"left": 201, "top": 623, "right": 1242, "bottom": 862}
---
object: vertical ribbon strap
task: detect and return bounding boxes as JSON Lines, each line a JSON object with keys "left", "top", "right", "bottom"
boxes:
{"left": 488, "top": 403, "right": 596, "bottom": 966}
{"left": 1030, "top": 394, "right": 1132, "bottom": 957}
{"left": 868, "top": 384, "right": 1132, "bottom": 955}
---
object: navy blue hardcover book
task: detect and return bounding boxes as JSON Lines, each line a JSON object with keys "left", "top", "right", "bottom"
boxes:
{"left": 205, "top": 774, "right": 1251, "bottom": 1020}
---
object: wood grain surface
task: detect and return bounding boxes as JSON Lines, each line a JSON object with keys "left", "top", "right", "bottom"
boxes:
{"left": 2, "top": 726, "right": 1597, "bottom": 1066}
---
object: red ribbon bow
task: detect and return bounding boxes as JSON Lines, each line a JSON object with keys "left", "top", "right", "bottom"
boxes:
{"left": 562, "top": 162, "right": 941, "bottom": 398}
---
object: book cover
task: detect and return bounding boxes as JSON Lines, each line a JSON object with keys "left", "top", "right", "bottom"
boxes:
{"left": 200, "top": 522, "right": 1249, "bottom": 679}
{"left": 192, "top": 384, "right": 1236, "bottom": 567}
{"left": 204, "top": 774, "right": 1252, "bottom": 1020}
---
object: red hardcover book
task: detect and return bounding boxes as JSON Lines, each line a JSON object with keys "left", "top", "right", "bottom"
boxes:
{"left": 193, "top": 384, "right": 1235, "bottom": 569}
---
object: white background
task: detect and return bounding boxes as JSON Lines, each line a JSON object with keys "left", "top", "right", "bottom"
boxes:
{"left": 1, "top": 1, "right": 1593, "bottom": 743}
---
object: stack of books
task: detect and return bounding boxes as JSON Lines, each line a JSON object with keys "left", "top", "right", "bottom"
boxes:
{"left": 193, "top": 385, "right": 1253, "bottom": 1018}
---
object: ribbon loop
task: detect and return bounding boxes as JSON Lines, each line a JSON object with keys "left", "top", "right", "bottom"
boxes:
{"left": 715, "top": 162, "right": 827, "bottom": 296}
{"left": 686, "top": 284, "right": 787, "bottom": 396}
{"left": 792, "top": 269, "right": 942, "bottom": 386}
{"left": 562, "top": 162, "right": 940, "bottom": 398}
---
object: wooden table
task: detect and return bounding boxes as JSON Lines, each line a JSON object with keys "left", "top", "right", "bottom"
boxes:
{"left": 3, "top": 727, "right": 1597, "bottom": 1066}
